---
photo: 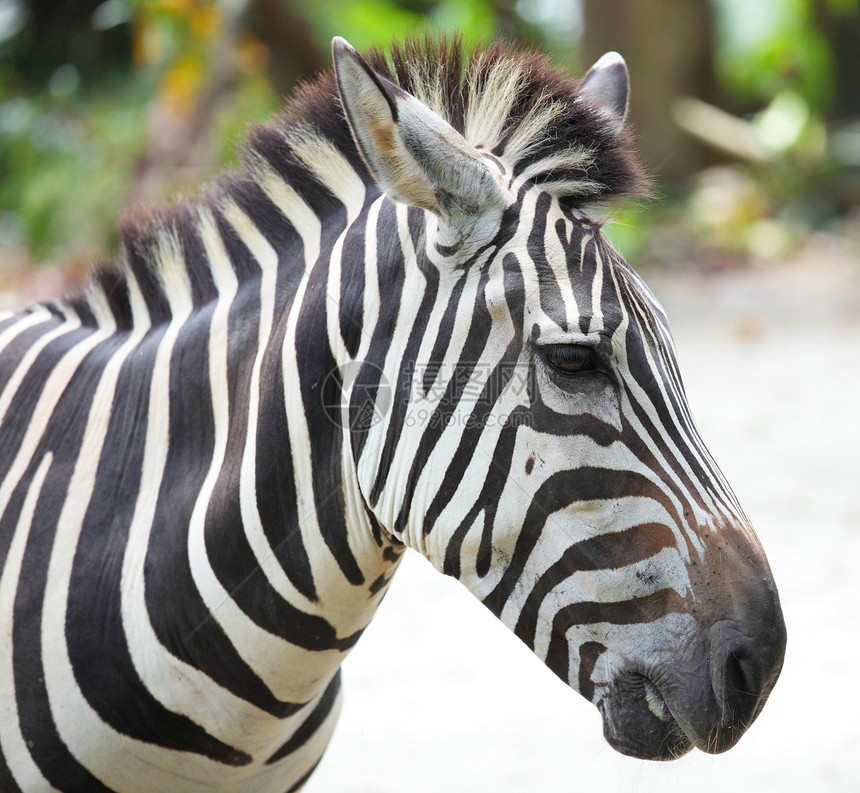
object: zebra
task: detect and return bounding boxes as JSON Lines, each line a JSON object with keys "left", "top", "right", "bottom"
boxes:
{"left": 0, "top": 35, "right": 785, "bottom": 792}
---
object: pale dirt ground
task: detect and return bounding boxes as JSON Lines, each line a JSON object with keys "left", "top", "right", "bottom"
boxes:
{"left": 2, "top": 238, "right": 859, "bottom": 792}
{"left": 306, "top": 238, "right": 860, "bottom": 793}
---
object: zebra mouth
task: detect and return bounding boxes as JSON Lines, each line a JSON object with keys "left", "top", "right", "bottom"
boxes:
{"left": 597, "top": 672, "right": 693, "bottom": 761}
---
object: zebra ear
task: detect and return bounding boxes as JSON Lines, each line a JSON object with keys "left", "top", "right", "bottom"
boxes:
{"left": 581, "top": 52, "right": 629, "bottom": 135}
{"left": 332, "top": 37, "right": 507, "bottom": 248}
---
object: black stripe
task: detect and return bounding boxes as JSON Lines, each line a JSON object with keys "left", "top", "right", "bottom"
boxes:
{"left": 425, "top": 366, "right": 521, "bottom": 540}
{"left": 224, "top": 175, "right": 306, "bottom": 261}
{"left": 177, "top": 213, "right": 218, "bottom": 308}
{"left": 256, "top": 264, "right": 317, "bottom": 602}
{"left": 214, "top": 197, "right": 265, "bottom": 283}
{"left": 266, "top": 673, "right": 342, "bottom": 764}
{"left": 124, "top": 233, "right": 172, "bottom": 326}
{"left": 621, "top": 281, "right": 735, "bottom": 515}
{"left": 391, "top": 260, "right": 496, "bottom": 535}
{"left": 0, "top": 317, "right": 61, "bottom": 383}
{"left": 63, "top": 317, "right": 252, "bottom": 765}
{"left": 619, "top": 315, "right": 713, "bottom": 516}
{"left": 13, "top": 335, "right": 126, "bottom": 790}
{"left": 294, "top": 217, "right": 365, "bottom": 588}
{"left": 0, "top": 312, "right": 20, "bottom": 335}
{"left": 544, "top": 588, "right": 687, "bottom": 681}
{"left": 137, "top": 302, "right": 299, "bottom": 717}
{"left": 13, "top": 468, "right": 114, "bottom": 792}
{"left": 0, "top": 750, "right": 24, "bottom": 793}
{"left": 0, "top": 326, "right": 93, "bottom": 486}
{"left": 578, "top": 641, "right": 606, "bottom": 702}
{"left": 527, "top": 395, "right": 622, "bottom": 446}
{"left": 200, "top": 274, "right": 360, "bottom": 649}
{"left": 421, "top": 271, "right": 467, "bottom": 396}
{"left": 247, "top": 127, "right": 349, "bottom": 221}
{"left": 67, "top": 293, "right": 97, "bottom": 326}
{"left": 95, "top": 266, "right": 134, "bottom": 329}
{"left": 555, "top": 218, "right": 601, "bottom": 334}
{"left": 361, "top": 201, "right": 423, "bottom": 502}
{"left": 513, "top": 523, "right": 678, "bottom": 649}
{"left": 339, "top": 206, "right": 368, "bottom": 359}
{"left": 441, "top": 410, "right": 526, "bottom": 579}
{"left": 482, "top": 467, "right": 683, "bottom": 616}
{"left": 527, "top": 192, "right": 566, "bottom": 328}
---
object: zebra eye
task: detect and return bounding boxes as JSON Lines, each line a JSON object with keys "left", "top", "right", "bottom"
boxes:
{"left": 544, "top": 344, "right": 596, "bottom": 375}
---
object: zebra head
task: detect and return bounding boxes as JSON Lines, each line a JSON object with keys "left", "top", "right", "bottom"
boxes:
{"left": 332, "top": 39, "right": 785, "bottom": 761}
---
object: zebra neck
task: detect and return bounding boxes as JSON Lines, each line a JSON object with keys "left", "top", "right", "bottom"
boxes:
{"left": 32, "top": 151, "right": 403, "bottom": 701}
{"left": 162, "top": 242, "right": 401, "bottom": 700}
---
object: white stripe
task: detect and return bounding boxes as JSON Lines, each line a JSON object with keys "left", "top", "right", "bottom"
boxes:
{"left": 0, "top": 315, "right": 80, "bottom": 420}
{"left": 586, "top": 235, "right": 604, "bottom": 334}
{"left": 277, "top": 213, "right": 366, "bottom": 606}
{"left": 325, "top": 225, "right": 351, "bottom": 365}
{"left": 232, "top": 208, "right": 351, "bottom": 616}
{"left": 500, "top": 189, "right": 566, "bottom": 335}
{"left": 0, "top": 327, "right": 106, "bottom": 521}
{"left": 544, "top": 198, "right": 579, "bottom": 329}
{"left": 40, "top": 323, "right": 186, "bottom": 789}
{"left": 0, "top": 454, "right": 61, "bottom": 793}
{"left": 84, "top": 281, "right": 117, "bottom": 333}
{"left": 28, "top": 284, "right": 236, "bottom": 789}
{"left": 511, "top": 148, "right": 598, "bottom": 193}
{"left": 185, "top": 203, "right": 351, "bottom": 700}
{"left": 55, "top": 276, "right": 254, "bottom": 790}
{"left": 125, "top": 266, "right": 151, "bottom": 330}
{"left": 531, "top": 546, "right": 689, "bottom": 663}
{"left": 221, "top": 201, "right": 345, "bottom": 614}
{"left": 0, "top": 305, "right": 54, "bottom": 359}
{"left": 607, "top": 269, "right": 710, "bottom": 557}
{"left": 114, "top": 213, "right": 291, "bottom": 760}
{"left": 370, "top": 204, "right": 476, "bottom": 545}
{"left": 282, "top": 125, "right": 366, "bottom": 221}
{"left": 626, "top": 284, "right": 744, "bottom": 522}
{"left": 356, "top": 199, "right": 382, "bottom": 362}
{"left": 246, "top": 163, "right": 321, "bottom": 263}
{"left": 620, "top": 277, "right": 735, "bottom": 527}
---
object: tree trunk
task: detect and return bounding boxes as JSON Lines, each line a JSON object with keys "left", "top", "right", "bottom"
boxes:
{"left": 813, "top": 1, "right": 860, "bottom": 122}
{"left": 248, "top": 0, "right": 328, "bottom": 97}
{"left": 582, "top": 0, "right": 716, "bottom": 188}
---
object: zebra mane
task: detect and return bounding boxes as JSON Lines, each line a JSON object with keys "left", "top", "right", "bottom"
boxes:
{"left": 365, "top": 37, "right": 645, "bottom": 198}
{"left": 65, "top": 37, "right": 645, "bottom": 329}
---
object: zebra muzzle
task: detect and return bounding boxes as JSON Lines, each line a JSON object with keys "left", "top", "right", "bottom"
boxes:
{"left": 598, "top": 671, "right": 693, "bottom": 761}
{"left": 598, "top": 604, "right": 786, "bottom": 761}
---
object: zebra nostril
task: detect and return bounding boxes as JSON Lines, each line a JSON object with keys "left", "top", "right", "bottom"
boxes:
{"left": 702, "top": 647, "right": 764, "bottom": 754}
{"left": 707, "top": 615, "right": 784, "bottom": 753}
{"left": 720, "top": 651, "right": 760, "bottom": 723}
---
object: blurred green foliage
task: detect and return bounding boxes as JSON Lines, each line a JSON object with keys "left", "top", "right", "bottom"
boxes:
{"left": 715, "top": 0, "right": 835, "bottom": 109}
{"left": 0, "top": 85, "right": 148, "bottom": 259}
{"left": 603, "top": 0, "right": 860, "bottom": 265}
{"left": 1, "top": 0, "right": 858, "bottom": 266}
{"left": 291, "top": 0, "right": 495, "bottom": 49}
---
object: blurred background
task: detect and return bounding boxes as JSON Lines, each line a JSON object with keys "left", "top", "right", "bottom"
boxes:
{"left": 2, "top": 0, "right": 860, "bottom": 275}
{"left": 2, "top": 1, "right": 860, "bottom": 791}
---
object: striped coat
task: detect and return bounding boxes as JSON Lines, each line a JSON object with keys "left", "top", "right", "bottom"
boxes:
{"left": 0, "top": 37, "right": 785, "bottom": 792}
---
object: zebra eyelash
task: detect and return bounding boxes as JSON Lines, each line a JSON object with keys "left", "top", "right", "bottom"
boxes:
{"left": 543, "top": 344, "right": 597, "bottom": 375}
{"left": 536, "top": 338, "right": 616, "bottom": 386}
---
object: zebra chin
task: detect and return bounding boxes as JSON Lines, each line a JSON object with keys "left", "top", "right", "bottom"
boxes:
{"left": 597, "top": 672, "right": 694, "bottom": 761}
